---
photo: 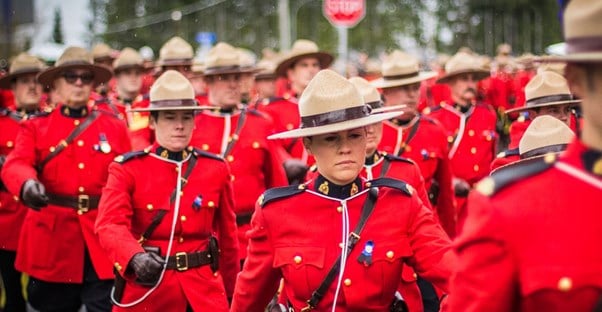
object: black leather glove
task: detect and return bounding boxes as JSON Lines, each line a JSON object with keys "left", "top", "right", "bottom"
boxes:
{"left": 0, "top": 155, "right": 5, "bottom": 189}
{"left": 129, "top": 252, "right": 165, "bottom": 285}
{"left": 283, "top": 159, "right": 309, "bottom": 185}
{"left": 453, "top": 178, "right": 471, "bottom": 198}
{"left": 21, "top": 179, "right": 48, "bottom": 210}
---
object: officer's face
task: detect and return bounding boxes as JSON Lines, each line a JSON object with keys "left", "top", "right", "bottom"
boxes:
{"left": 530, "top": 104, "right": 572, "bottom": 127}
{"left": 116, "top": 68, "right": 143, "bottom": 95}
{"left": 12, "top": 73, "right": 42, "bottom": 110}
{"left": 449, "top": 73, "right": 478, "bottom": 106}
{"left": 382, "top": 82, "right": 421, "bottom": 110}
{"left": 365, "top": 122, "right": 383, "bottom": 155}
{"left": 150, "top": 110, "right": 195, "bottom": 152}
{"left": 206, "top": 73, "right": 242, "bottom": 109}
{"left": 304, "top": 127, "right": 367, "bottom": 185}
{"left": 288, "top": 57, "right": 321, "bottom": 92}
{"left": 54, "top": 68, "right": 94, "bottom": 107}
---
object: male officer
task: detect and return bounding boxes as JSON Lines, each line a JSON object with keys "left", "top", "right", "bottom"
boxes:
{"left": 2, "top": 47, "right": 131, "bottom": 312}
{"left": 450, "top": 1, "right": 602, "bottom": 310}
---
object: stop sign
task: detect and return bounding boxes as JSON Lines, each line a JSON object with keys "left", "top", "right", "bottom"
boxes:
{"left": 323, "top": 0, "right": 366, "bottom": 28}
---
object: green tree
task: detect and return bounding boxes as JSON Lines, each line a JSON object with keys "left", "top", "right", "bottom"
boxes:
{"left": 52, "top": 7, "right": 64, "bottom": 44}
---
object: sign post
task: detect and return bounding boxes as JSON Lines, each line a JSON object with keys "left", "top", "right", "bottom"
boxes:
{"left": 322, "top": 0, "right": 366, "bottom": 75}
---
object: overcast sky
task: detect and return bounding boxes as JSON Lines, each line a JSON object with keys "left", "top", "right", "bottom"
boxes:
{"left": 32, "top": 0, "right": 91, "bottom": 47}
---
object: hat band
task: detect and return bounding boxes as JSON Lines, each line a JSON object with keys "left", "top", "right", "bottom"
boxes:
{"left": 301, "top": 105, "right": 371, "bottom": 128}
{"left": 526, "top": 94, "right": 574, "bottom": 106}
{"left": 367, "top": 100, "right": 383, "bottom": 110}
{"left": 57, "top": 60, "right": 94, "bottom": 68}
{"left": 383, "top": 71, "right": 419, "bottom": 81}
{"left": 203, "top": 65, "right": 243, "bottom": 75}
{"left": 9, "top": 67, "right": 43, "bottom": 76}
{"left": 160, "top": 58, "right": 192, "bottom": 66}
{"left": 566, "top": 36, "right": 602, "bottom": 54}
{"left": 149, "top": 99, "right": 196, "bottom": 109}
{"left": 520, "top": 144, "right": 568, "bottom": 159}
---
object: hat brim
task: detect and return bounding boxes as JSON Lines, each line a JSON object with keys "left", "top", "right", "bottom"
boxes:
{"left": 203, "top": 67, "right": 259, "bottom": 76}
{"left": 490, "top": 152, "right": 559, "bottom": 174}
{"left": 372, "top": 105, "right": 407, "bottom": 114}
{"left": 505, "top": 99, "right": 581, "bottom": 114}
{"left": 0, "top": 68, "right": 42, "bottom": 89}
{"left": 535, "top": 53, "right": 602, "bottom": 63}
{"left": 370, "top": 71, "right": 437, "bottom": 89}
{"left": 268, "top": 111, "right": 402, "bottom": 140}
{"left": 275, "top": 52, "right": 334, "bottom": 77}
{"left": 37, "top": 63, "right": 112, "bottom": 88}
{"left": 129, "top": 104, "right": 213, "bottom": 113}
{"left": 436, "top": 69, "right": 490, "bottom": 84}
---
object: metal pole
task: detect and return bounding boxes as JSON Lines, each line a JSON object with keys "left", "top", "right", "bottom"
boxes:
{"left": 278, "top": 0, "right": 291, "bottom": 51}
{"left": 337, "top": 26, "right": 348, "bottom": 76}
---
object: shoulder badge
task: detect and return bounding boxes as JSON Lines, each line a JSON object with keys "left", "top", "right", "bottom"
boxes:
{"left": 260, "top": 184, "right": 306, "bottom": 207}
{"left": 191, "top": 147, "right": 224, "bottom": 162}
{"left": 383, "top": 153, "right": 415, "bottom": 165}
{"left": 476, "top": 155, "right": 556, "bottom": 196}
{"left": 114, "top": 150, "right": 149, "bottom": 164}
{"left": 366, "top": 177, "right": 413, "bottom": 196}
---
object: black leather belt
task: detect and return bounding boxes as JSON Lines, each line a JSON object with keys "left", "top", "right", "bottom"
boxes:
{"left": 46, "top": 193, "right": 100, "bottom": 213}
{"left": 236, "top": 212, "right": 253, "bottom": 226}
{"left": 166, "top": 251, "right": 212, "bottom": 271}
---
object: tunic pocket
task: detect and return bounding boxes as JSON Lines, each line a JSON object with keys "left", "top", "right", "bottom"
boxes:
{"left": 273, "top": 246, "right": 325, "bottom": 299}
{"left": 359, "top": 240, "right": 412, "bottom": 301}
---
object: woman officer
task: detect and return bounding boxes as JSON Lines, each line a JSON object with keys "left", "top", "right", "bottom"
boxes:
{"left": 231, "top": 69, "right": 453, "bottom": 311}
{"left": 95, "top": 70, "right": 239, "bottom": 311}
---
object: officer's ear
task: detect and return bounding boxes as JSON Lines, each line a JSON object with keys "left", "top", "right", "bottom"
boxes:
{"left": 565, "top": 63, "right": 588, "bottom": 99}
{"left": 148, "top": 112, "right": 157, "bottom": 130}
{"left": 303, "top": 137, "right": 313, "bottom": 155}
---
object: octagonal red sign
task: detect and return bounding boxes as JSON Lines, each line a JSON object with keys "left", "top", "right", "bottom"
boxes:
{"left": 323, "top": 0, "right": 366, "bottom": 28}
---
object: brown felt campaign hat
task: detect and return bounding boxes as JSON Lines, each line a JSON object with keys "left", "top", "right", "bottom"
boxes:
{"left": 370, "top": 50, "right": 436, "bottom": 89}
{"left": 202, "top": 42, "right": 259, "bottom": 76}
{"left": 157, "top": 36, "right": 194, "bottom": 67}
{"left": 268, "top": 70, "right": 402, "bottom": 139}
{"left": 275, "top": 39, "right": 333, "bottom": 77}
{"left": 436, "top": 51, "right": 490, "bottom": 84}
{"left": 349, "top": 76, "right": 406, "bottom": 114}
{"left": 37, "top": 46, "right": 113, "bottom": 87}
{"left": 505, "top": 71, "right": 580, "bottom": 114}
{"left": 0, "top": 52, "right": 46, "bottom": 89}
{"left": 113, "top": 48, "right": 144, "bottom": 73}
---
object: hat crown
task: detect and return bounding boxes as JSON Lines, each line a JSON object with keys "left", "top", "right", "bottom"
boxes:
{"left": 564, "top": 0, "right": 602, "bottom": 41}
{"left": 113, "top": 47, "right": 143, "bottom": 70}
{"left": 9, "top": 52, "right": 45, "bottom": 74}
{"left": 150, "top": 70, "right": 195, "bottom": 102}
{"left": 519, "top": 115, "right": 574, "bottom": 154}
{"left": 237, "top": 48, "right": 256, "bottom": 68}
{"left": 205, "top": 42, "right": 241, "bottom": 70}
{"left": 92, "top": 43, "right": 113, "bottom": 59}
{"left": 381, "top": 50, "right": 420, "bottom": 77}
{"left": 256, "top": 57, "right": 277, "bottom": 76}
{"left": 290, "top": 39, "right": 320, "bottom": 55}
{"left": 298, "top": 69, "right": 363, "bottom": 118}
{"left": 445, "top": 51, "right": 484, "bottom": 74}
{"left": 349, "top": 76, "right": 380, "bottom": 104}
{"left": 55, "top": 47, "right": 94, "bottom": 67}
{"left": 159, "top": 36, "right": 193, "bottom": 62}
{"left": 525, "top": 71, "right": 572, "bottom": 102}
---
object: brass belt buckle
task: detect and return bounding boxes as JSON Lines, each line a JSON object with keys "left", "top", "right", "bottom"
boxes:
{"left": 175, "top": 252, "right": 188, "bottom": 271}
{"left": 77, "top": 195, "right": 90, "bottom": 215}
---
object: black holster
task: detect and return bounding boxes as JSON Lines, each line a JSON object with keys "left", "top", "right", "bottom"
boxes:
{"left": 208, "top": 236, "right": 219, "bottom": 273}
{"left": 390, "top": 291, "right": 409, "bottom": 312}
{"left": 113, "top": 268, "right": 126, "bottom": 304}
{"left": 428, "top": 180, "right": 440, "bottom": 206}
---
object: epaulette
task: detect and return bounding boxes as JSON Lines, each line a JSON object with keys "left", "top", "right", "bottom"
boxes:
{"left": 246, "top": 108, "right": 269, "bottom": 119}
{"left": 496, "top": 148, "right": 519, "bottom": 158}
{"left": 114, "top": 150, "right": 149, "bottom": 164}
{"left": 365, "top": 177, "right": 413, "bottom": 196}
{"left": 475, "top": 154, "right": 556, "bottom": 197}
{"left": 258, "top": 184, "right": 306, "bottom": 207}
{"left": 383, "top": 153, "right": 415, "bottom": 165}
{"left": 191, "top": 147, "right": 224, "bottom": 162}
{"left": 419, "top": 114, "right": 438, "bottom": 124}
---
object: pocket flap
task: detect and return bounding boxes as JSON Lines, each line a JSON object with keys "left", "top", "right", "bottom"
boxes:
{"left": 273, "top": 246, "right": 325, "bottom": 269}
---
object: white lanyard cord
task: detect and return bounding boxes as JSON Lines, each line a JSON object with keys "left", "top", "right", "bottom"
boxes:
{"left": 331, "top": 200, "right": 349, "bottom": 312}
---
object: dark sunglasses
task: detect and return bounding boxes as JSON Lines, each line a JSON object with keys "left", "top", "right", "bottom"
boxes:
{"left": 62, "top": 72, "right": 95, "bottom": 85}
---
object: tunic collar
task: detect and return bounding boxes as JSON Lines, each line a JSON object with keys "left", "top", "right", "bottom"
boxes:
{"left": 60, "top": 104, "right": 88, "bottom": 118}
{"left": 314, "top": 174, "right": 362, "bottom": 199}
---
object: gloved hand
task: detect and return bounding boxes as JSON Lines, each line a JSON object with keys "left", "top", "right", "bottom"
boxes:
{"left": 283, "top": 159, "right": 309, "bottom": 185}
{"left": 129, "top": 252, "right": 165, "bottom": 285}
{"left": 21, "top": 179, "right": 48, "bottom": 210}
{"left": 453, "top": 178, "right": 471, "bottom": 198}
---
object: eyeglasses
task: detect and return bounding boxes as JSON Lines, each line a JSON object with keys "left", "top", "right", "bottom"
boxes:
{"left": 215, "top": 74, "right": 241, "bottom": 82}
{"left": 62, "top": 72, "right": 94, "bottom": 85}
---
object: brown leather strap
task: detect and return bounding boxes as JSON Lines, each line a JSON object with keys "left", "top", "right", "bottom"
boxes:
{"left": 165, "top": 251, "right": 212, "bottom": 271}
{"left": 46, "top": 193, "right": 100, "bottom": 210}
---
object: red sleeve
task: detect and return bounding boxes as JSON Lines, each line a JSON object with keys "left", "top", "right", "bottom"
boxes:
{"left": 448, "top": 192, "right": 515, "bottom": 312}
{"left": 231, "top": 204, "right": 281, "bottom": 311}
{"left": 95, "top": 162, "right": 144, "bottom": 277}
{"left": 434, "top": 136, "right": 457, "bottom": 239}
{"left": 213, "top": 163, "right": 240, "bottom": 297}
{"left": 2, "top": 120, "right": 39, "bottom": 197}
{"left": 265, "top": 137, "right": 288, "bottom": 188}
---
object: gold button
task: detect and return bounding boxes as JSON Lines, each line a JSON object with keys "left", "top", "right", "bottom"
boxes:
{"left": 336, "top": 206, "right": 343, "bottom": 213}
{"left": 557, "top": 277, "right": 572, "bottom": 292}
{"left": 252, "top": 141, "right": 260, "bottom": 149}
{"left": 486, "top": 135, "right": 492, "bottom": 141}
{"left": 230, "top": 175, "right": 235, "bottom": 181}
{"left": 544, "top": 153, "right": 557, "bottom": 164}
{"left": 468, "top": 129, "right": 475, "bottom": 137}
{"left": 49, "top": 146, "right": 56, "bottom": 152}
{"left": 178, "top": 236, "right": 184, "bottom": 243}
{"left": 6, "top": 141, "right": 13, "bottom": 147}
{"left": 364, "top": 182, "right": 371, "bottom": 188}
{"left": 78, "top": 163, "right": 85, "bottom": 169}
{"left": 146, "top": 204, "right": 153, "bottom": 211}
{"left": 447, "top": 136, "right": 454, "bottom": 143}
{"left": 339, "top": 242, "right": 344, "bottom": 248}
{"left": 13, "top": 195, "right": 18, "bottom": 202}
{"left": 78, "top": 186, "right": 85, "bottom": 193}
{"left": 386, "top": 251, "right": 394, "bottom": 259}
{"left": 293, "top": 255, "right": 302, "bottom": 264}
{"left": 413, "top": 273, "right": 418, "bottom": 279}
{"left": 201, "top": 144, "right": 209, "bottom": 151}
{"left": 473, "top": 164, "right": 479, "bottom": 172}
{"left": 226, "top": 155, "right": 234, "bottom": 162}
{"left": 180, "top": 215, "right": 187, "bottom": 222}
{"left": 405, "top": 146, "right": 412, "bottom": 152}
{"left": 175, "top": 166, "right": 179, "bottom": 172}
{"left": 470, "top": 147, "right": 477, "bottom": 154}
{"left": 208, "top": 201, "right": 215, "bottom": 208}
{"left": 74, "top": 120, "right": 80, "bottom": 126}
{"left": 286, "top": 123, "right": 294, "bottom": 130}
{"left": 179, "top": 191, "right": 184, "bottom": 197}
{"left": 343, "top": 278, "right": 351, "bottom": 286}
{"left": 114, "top": 262, "right": 122, "bottom": 271}
{"left": 77, "top": 210, "right": 83, "bottom": 215}
{"left": 77, "top": 140, "right": 84, "bottom": 147}
{"left": 232, "top": 134, "right": 239, "bottom": 140}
